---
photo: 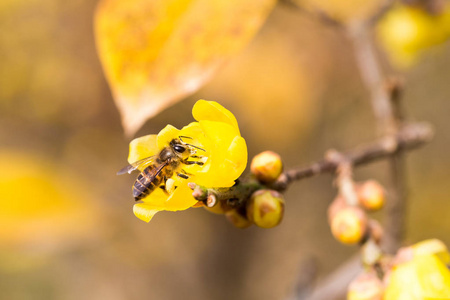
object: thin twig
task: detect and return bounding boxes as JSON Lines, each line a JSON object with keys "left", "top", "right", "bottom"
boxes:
{"left": 347, "top": 22, "right": 408, "bottom": 253}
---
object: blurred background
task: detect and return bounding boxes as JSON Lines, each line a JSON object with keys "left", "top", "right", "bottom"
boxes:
{"left": 1, "top": 0, "right": 450, "bottom": 299}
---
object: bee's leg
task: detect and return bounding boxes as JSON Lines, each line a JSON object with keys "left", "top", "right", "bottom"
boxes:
{"left": 190, "top": 155, "right": 205, "bottom": 159}
{"left": 183, "top": 160, "right": 204, "bottom": 166}
{"left": 177, "top": 168, "right": 194, "bottom": 179}
{"left": 177, "top": 173, "right": 189, "bottom": 179}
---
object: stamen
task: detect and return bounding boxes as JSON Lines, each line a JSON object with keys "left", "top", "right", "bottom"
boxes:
{"left": 165, "top": 178, "right": 176, "bottom": 194}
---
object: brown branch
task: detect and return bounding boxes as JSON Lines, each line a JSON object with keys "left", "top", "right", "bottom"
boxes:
{"left": 347, "top": 21, "right": 409, "bottom": 253}
{"left": 192, "top": 123, "right": 433, "bottom": 204}
{"left": 272, "top": 122, "right": 432, "bottom": 191}
{"left": 347, "top": 23, "right": 396, "bottom": 135}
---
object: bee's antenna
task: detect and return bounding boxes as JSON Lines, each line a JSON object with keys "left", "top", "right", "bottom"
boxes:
{"left": 178, "top": 136, "right": 206, "bottom": 152}
{"left": 179, "top": 135, "right": 193, "bottom": 141}
{"left": 186, "top": 143, "right": 206, "bottom": 152}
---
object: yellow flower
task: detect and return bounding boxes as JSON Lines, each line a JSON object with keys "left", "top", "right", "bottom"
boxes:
{"left": 128, "top": 100, "right": 247, "bottom": 222}
{"left": 384, "top": 239, "right": 450, "bottom": 300}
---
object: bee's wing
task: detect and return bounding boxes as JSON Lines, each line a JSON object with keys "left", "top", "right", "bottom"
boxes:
{"left": 116, "top": 156, "right": 157, "bottom": 175}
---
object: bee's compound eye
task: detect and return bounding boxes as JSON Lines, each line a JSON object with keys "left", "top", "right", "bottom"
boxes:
{"left": 174, "top": 145, "right": 186, "bottom": 153}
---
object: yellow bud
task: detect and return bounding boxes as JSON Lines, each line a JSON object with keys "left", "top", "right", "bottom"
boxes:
{"left": 327, "top": 195, "right": 347, "bottom": 223}
{"left": 357, "top": 180, "right": 385, "bottom": 211}
{"left": 348, "top": 271, "right": 384, "bottom": 300}
{"left": 225, "top": 209, "right": 252, "bottom": 229}
{"left": 331, "top": 207, "right": 368, "bottom": 245}
{"left": 247, "top": 190, "right": 284, "bottom": 228}
{"left": 250, "top": 151, "right": 283, "bottom": 183}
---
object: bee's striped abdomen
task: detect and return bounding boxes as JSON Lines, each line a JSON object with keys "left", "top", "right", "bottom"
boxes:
{"left": 133, "top": 164, "right": 165, "bottom": 201}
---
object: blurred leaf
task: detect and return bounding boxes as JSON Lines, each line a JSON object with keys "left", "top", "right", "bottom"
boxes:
{"left": 0, "top": 150, "right": 100, "bottom": 247}
{"left": 95, "top": 0, "right": 276, "bottom": 136}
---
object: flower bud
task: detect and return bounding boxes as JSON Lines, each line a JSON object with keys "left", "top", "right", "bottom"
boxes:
{"left": 225, "top": 209, "right": 252, "bottom": 229}
{"left": 250, "top": 151, "right": 283, "bottom": 183}
{"left": 327, "top": 195, "right": 347, "bottom": 223}
{"left": 247, "top": 190, "right": 284, "bottom": 228}
{"left": 348, "top": 271, "right": 384, "bottom": 300}
{"left": 330, "top": 207, "right": 368, "bottom": 245}
{"left": 357, "top": 180, "right": 385, "bottom": 211}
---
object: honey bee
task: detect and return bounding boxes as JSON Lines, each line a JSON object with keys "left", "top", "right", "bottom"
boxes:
{"left": 117, "top": 137, "right": 205, "bottom": 201}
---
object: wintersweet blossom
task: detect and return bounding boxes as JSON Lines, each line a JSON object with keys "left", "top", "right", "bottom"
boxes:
{"left": 128, "top": 100, "right": 247, "bottom": 222}
{"left": 384, "top": 239, "right": 450, "bottom": 300}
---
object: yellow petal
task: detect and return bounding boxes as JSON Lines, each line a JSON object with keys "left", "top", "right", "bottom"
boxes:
{"left": 133, "top": 184, "right": 197, "bottom": 222}
{"left": 139, "top": 186, "right": 196, "bottom": 210}
{"left": 128, "top": 134, "right": 158, "bottom": 164}
{"left": 139, "top": 188, "right": 168, "bottom": 206}
{"left": 415, "top": 255, "right": 450, "bottom": 298}
{"left": 164, "top": 184, "right": 198, "bottom": 210}
{"left": 156, "top": 124, "right": 180, "bottom": 150}
{"left": 386, "top": 245, "right": 450, "bottom": 300}
{"left": 385, "top": 261, "right": 423, "bottom": 300}
{"left": 193, "top": 120, "right": 246, "bottom": 187}
{"left": 414, "top": 239, "right": 450, "bottom": 264}
{"left": 192, "top": 100, "right": 240, "bottom": 134}
{"left": 223, "top": 136, "right": 248, "bottom": 182}
{"left": 179, "top": 121, "right": 210, "bottom": 163}
{"left": 133, "top": 203, "right": 160, "bottom": 222}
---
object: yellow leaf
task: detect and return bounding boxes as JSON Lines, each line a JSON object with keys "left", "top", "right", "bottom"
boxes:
{"left": 0, "top": 150, "right": 99, "bottom": 247}
{"left": 95, "top": 0, "right": 276, "bottom": 136}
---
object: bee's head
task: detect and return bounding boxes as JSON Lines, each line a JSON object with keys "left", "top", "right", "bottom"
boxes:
{"left": 170, "top": 139, "right": 191, "bottom": 160}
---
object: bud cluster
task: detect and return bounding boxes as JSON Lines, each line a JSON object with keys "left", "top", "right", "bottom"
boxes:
{"left": 212, "top": 150, "right": 286, "bottom": 229}
{"left": 328, "top": 180, "right": 386, "bottom": 245}
{"left": 204, "top": 189, "right": 285, "bottom": 229}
